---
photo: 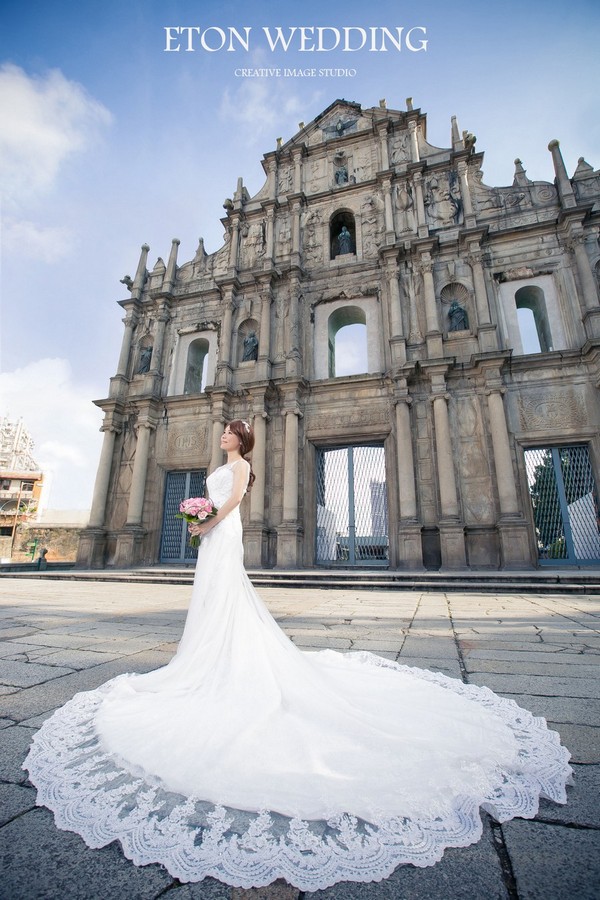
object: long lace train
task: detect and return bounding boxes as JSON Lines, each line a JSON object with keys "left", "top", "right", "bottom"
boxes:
{"left": 24, "top": 653, "right": 570, "bottom": 891}
{"left": 23, "top": 463, "right": 572, "bottom": 890}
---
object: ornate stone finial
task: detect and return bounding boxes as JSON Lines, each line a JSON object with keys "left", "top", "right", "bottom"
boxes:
{"left": 548, "top": 139, "right": 576, "bottom": 208}
{"left": 298, "top": 121, "right": 304, "bottom": 130}
{"left": 512, "top": 158, "right": 532, "bottom": 187}
{"left": 573, "top": 157, "right": 594, "bottom": 178}
{"left": 406, "top": 97, "right": 413, "bottom": 110}
{"left": 379, "top": 98, "right": 387, "bottom": 109}
{"left": 451, "top": 115, "right": 463, "bottom": 150}
{"left": 163, "top": 238, "right": 180, "bottom": 294}
{"left": 131, "top": 244, "right": 150, "bottom": 300}
{"left": 276, "top": 137, "right": 282, "bottom": 149}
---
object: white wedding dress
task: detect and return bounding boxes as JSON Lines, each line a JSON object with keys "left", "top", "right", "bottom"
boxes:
{"left": 25, "top": 462, "right": 572, "bottom": 890}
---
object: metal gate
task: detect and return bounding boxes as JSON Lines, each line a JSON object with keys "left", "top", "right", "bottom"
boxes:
{"left": 524, "top": 445, "right": 600, "bottom": 565}
{"left": 316, "top": 445, "right": 389, "bottom": 567}
{"left": 160, "top": 469, "right": 207, "bottom": 563}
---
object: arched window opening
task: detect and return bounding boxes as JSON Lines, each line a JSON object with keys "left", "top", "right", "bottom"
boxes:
{"left": 330, "top": 210, "right": 356, "bottom": 260}
{"left": 328, "top": 306, "right": 367, "bottom": 377}
{"left": 184, "top": 338, "right": 209, "bottom": 394}
{"left": 515, "top": 286, "right": 552, "bottom": 353}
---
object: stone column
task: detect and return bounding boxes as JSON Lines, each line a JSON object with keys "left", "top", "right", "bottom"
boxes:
{"left": 163, "top": 239, "right": 180, "bottom": 295}
{"left": 292, "top": 148, "right": 303, "bottom": 193}
{"left": 412, "top": 170, "right": 428, "bottom": 238}
{"left": 548, "top": 140, "right": 576, "bottom": 209}
{"left": 88, "top": 426, "right": 119, "bottom": 528}
{"left": 282, "top": 411, "right": 299, "bottom": 522}
{"left": 457, "top": 160, "right": 475, "bottom": 226}
{"left": 131, "top": 244, "right": 150, "bottom": 301}
{"left": 228, "top": 218, "right": 240, "bottom": 269}
{"left": 420, "top": 256, "right": 443, "bottom": 356}
{"left": 265, "top": 206, "right": 275, "bottom": 261}
{"left": 433, "top": 395, "right": 459, "bottom": 519}
{"left": 377, "top": 123, "right": 390, "bottom": 170}
{"left": 216, "top": 288, "right": 235, "bottom": 386}
{"left": 433, "top": 392, "right": 466, "bottom": 567}
{"left": 291, "top": 199, "right": 301, "bottom": 255}
{"left": 209, "top": 419, "right": 224, "bottom": 472}
{"left": 250, "top": 413, "right": 267, "bottom": 524}
{"left": 395, "top": 399, "right": 423, "bottom": 568}
{"left": 467, "top": 248, "right": 492, "bottom": 325}
{"left": 387, "top": 265, "right": 404, "bottom": 337}
{"left": 408, "top": 120, "right": 420, "bottom": 162}
{"left": 486, "top": 389, "right": 519, "bottom": 516}
{"left": 150, "top": 302, "right": 170, "bottom": 374}
{"left": 571, "top": 234, "right": 600, "bottom": 311}
{"left": 382, "top": 177, "right": 395, "bottom": 241}
{"left": 126, "top": 421, "right": 154, "bottom": 526}
{"left": 395, "top": 401, "right": 417, "bottom": 520}
{"left": 116, "top": 314, "right": 137, "bottom": 377}
{"left": 485, "top": 384, "right": 532, "bottom": 568}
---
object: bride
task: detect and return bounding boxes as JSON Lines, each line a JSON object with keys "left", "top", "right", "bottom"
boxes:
{"left": 25, "top": 420, "right": 572, "bottom": 891}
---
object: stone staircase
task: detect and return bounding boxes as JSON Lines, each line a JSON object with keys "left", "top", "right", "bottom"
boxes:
{"left": 3, "top": 565, "right": 600, "bottom": 594}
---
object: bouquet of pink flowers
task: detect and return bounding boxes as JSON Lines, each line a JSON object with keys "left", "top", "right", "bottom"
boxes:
{"left": 176, "top": 497, "right": 217, "bottom": 548}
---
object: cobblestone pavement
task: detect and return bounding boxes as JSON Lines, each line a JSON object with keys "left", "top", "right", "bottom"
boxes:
{"left": 0, "top": 577, "right": 599, "bottom": 900}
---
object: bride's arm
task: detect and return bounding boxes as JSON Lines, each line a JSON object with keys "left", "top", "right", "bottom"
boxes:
{"left": 190, "top": 461, "right": 250, "bottom": 536}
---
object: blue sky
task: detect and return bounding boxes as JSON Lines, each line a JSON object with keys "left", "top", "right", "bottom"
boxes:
{"left": 1, "top": 0, "right": 599, "bottom": 508}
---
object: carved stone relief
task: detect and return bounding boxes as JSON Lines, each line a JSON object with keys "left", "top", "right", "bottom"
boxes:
{"left": 517, "top": 391, "right": 588, "bottom": 431}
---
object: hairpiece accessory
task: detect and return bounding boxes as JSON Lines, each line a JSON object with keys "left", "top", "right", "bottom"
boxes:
{"left": 241, "top": 420, "right": 250, "bottom": 433}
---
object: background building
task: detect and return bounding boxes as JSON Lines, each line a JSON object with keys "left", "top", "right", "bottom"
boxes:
{"left": 0, "top": 417, "right": 44, "bottom": 561}
{"left": 77, "top": 99, "right": 600, "bottom": 571}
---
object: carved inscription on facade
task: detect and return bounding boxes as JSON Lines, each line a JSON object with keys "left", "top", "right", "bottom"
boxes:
{"left": 518, "top": 392, "right": 588, "bottom": 430}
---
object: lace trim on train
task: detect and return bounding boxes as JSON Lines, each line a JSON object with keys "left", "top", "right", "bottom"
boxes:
{"left": 23, "top": 653, "right": 572, "bottom": 892}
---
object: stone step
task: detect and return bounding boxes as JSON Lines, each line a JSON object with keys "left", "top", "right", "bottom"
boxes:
{"left": 3, "top": 566, "right": 600, "bottom": 594}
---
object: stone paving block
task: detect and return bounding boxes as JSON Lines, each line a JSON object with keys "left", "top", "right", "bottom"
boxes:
{"left": 0, "top": 717, "right": 16, "bottom": 728}
{"left": 0, "top": 807, "right": 173, "bottom": 900}
{"left": 167, "top": 881, "right": 232, "bottom": 898}
{"left": 536, "top": 763, "right": 600, "bottom": 828}
{"left": 0, "top": 658, "right": 75, "bottom": 687}
{"left": 0, "top": 724, "right": 36, "bottom": 784}
{"left": 233, "top": 881, "right": 299, "bottom": 899}
{"left": 398, "top": 638, "right": 459, "bottom": 659}
{"left": 501, "top": 819, "right": 600, "bottom": 900}
{"left": 306, "top": 816, "right": 508, "bottom": 899}
{"left": 478, "top": 693, "right": 600, "bottom": 727}
{"left": 23, "top": 647, "right": 128, "bottom": 670}
{"left": 0, "top": 684, "right": 20, "bottom": 695}
{"left": 10, "top": 633, "right": 104, "bottom": 650}
{"left": 462, "top": 655, "right": 600, "bottom": 678}
{"left": 0, "top": 781, "right": 37, "bottom": 826}
{"left": 400, "top": 658, "right": 464, "bottom": 679}
{"left": 0, "top": 625, "right": 40, "bottom": 640}
{"left": 0, "top": 656, "right": 160, "bottom": 723}
{"left": 458, "top": 638, "right": 597, "bottom": 654}
{"left": 546, "top": 723, "right": 600, "bottom": 764}
{"left": 0, "top": 641, "right": 61, "bottom": 659}
{"left": 466, "top": 672, "right": 600, "bottom": 699}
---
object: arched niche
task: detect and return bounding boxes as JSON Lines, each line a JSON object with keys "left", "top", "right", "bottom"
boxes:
{"left": 330, "top": 210, "right": 356, "bottom": 260}
{"left": 236, "top": 318, "right": 260, "bottom": 365}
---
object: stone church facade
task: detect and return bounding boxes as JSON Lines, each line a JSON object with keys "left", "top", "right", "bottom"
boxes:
{"left": 77, "top": 98, "right": 600, "bottom": 571}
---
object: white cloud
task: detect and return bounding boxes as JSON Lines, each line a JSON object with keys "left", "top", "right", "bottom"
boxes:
{"left": 0, "top": 63, "right": 112, "bottom": 208}
{"left": 2, "top": 218, "right": 73, "bottom": 262}
{"left": 219, "top": 78, "right": 323, "bottom": 145}
{"left": 0, "top": 358, "right": 103, "bottom": 509}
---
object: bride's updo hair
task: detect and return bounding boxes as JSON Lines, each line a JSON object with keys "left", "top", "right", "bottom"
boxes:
{"left": 228, "top": 420, "right": 256, "bottom": 488}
